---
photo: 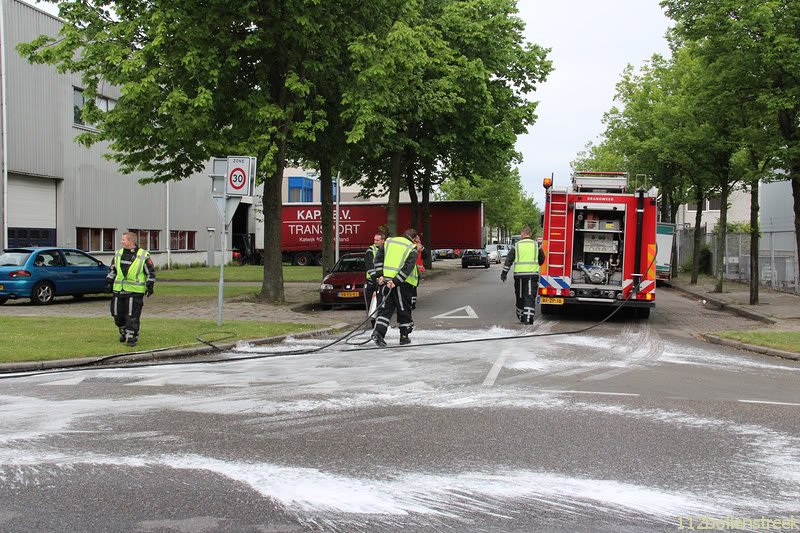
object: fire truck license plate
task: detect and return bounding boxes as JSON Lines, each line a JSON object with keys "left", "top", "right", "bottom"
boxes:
{"left": 539, "top": 297, "right": 563, "bottom": 305}
{"left": 338, "top": 291, "right": 360, "bottom": 298}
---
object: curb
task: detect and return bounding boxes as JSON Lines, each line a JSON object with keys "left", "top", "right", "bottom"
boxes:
{"left": 702, "top": 334, "right": 800, "bottom": 362}
{"left": 0, "top": 322, "right": 353, "bottom": 374}
{"left": 668, "top": 284, "right": 776, "bottom": 325}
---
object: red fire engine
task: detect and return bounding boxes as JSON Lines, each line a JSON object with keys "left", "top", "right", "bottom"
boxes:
{"left": 538, "top": 172, "right": 657, "bottom": 319}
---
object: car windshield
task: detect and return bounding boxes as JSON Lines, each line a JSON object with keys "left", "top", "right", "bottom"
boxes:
{"left": 464, "top": 250, "right": 479, "bottom": 256}
{"left": 0, "top": 251, "right": 32, "bottom": 267}
{"left": 332, "top": 257, "right": 365, "bottom": 273}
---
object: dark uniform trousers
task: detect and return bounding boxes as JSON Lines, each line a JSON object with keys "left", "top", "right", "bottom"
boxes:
{"left": 514, "top": 274, "right": 539, "bottom": 325}
{"left": 374, "top": 282, "right": 414, "bottom": 338}
{"left": 111, "top": 292, "right": 145, "bottom": 341}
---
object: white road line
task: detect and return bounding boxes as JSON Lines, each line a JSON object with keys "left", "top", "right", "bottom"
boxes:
{"left": 541, "top": 390, "right": 640, "bottom": 397}
{"left": 739, "top": 400, "right": 800, "bottom": 407}
{"left": 482, "top": 348, "right": 511, "bottom": 386}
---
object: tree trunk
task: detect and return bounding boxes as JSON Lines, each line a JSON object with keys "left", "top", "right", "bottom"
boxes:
{"left": 691, "top": 194, "right": 705, "bottom": 285}
{"left": 319, "top": 159, "right": 335, "bottom": 274}
{"left": 714, "top": 178, "right": 729, "bottom": 293}
{"left": 421, "top": 166, "right": 432, "bottom": 269}
{"left": 777, "top": 109, "right": 800, "bottom": 279}
{"left": 404, "top": 165, "right": 419, "bottom": 231}
{"left": 792, "top": 173, "right": 800, "bottom": 286}
{"left": 260, "top": 160, "right": 286, "bottom": 303}
{"left": 749, "top": 179, "right": 759, "bottom": 305}
{"left": 670, "top": 193, "right": 680, "bottom": 279}
{"left": 386, "top": 151, "right": 402, "bottom": 236}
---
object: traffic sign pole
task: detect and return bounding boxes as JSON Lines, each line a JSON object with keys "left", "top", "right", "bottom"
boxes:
{"left": 210, "top": 155, "right": 256, "bottom": 326}
{"left": 217, "top": 201, "right": 226, "bottom": 326}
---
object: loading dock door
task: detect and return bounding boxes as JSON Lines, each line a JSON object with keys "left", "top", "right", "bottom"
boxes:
{"left": 8, "top": 176, "right": 57, "bottom": 247}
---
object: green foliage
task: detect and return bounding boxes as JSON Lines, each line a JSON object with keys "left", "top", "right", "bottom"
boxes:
{"left": 437, "top": 165, "right": 540, "bottom": 234}
{"left": 716, "top": 221, "right": 752, "bottom": 234}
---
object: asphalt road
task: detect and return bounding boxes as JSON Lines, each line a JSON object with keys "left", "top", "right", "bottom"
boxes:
{"left": 2, "top": 261, "right": 799, "bottom": 532}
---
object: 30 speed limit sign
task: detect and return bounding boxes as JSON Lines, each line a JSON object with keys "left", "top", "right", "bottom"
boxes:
{"left": 225, "top": 156, "right": 254, "bottom": 196}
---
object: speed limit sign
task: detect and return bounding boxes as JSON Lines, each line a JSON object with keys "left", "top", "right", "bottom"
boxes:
{"left": 225, "top": 156, "right": 253, "bottom": 196}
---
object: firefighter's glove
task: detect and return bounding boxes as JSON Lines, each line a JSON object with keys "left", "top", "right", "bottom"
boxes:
{"left": 145, "top": 283, "right": 154, "bottom": 297}
{"left": 500, "top": 272, "right": 507, "bottom": 282}
{"left": 104, "top": 280, "right": 113, "bottom": 293}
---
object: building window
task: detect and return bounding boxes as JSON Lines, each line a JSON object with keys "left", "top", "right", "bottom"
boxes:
{"left": 9, "top": 228, "right": 57, "bottom": 248}
{"left": 687, "top": 197, "right": 722, "bottom": 212}
{"left": 73, "top": 87, "right": 116, "bottom": 126}
{"left": 73, "top": 88, "right": 86, "bottom": 125}
{"left": 288, "top": 176, "right": 313, "bottom": 203}
{"left": 76, "top": 228, "right": 115, "bottom": 252}
{"left": 128, "top": 229, "right": 160, "bottom": 251}
{"left": 170, "top": 230, "right": 196, "bottom": 251}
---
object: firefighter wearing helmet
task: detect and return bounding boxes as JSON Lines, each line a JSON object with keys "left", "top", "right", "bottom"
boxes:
{"left": 371, "top": 228, "right": 419, "bottom": 347}
{"left": 500, "top": 226, "right": 546, "bottom": 324}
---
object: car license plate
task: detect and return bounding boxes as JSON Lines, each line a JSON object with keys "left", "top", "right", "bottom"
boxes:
{"left": 338, "top": 291, "right": 359, "bottom": 298}
{"left": 0, "top": 284, "right": 3, "bottom": 290}
{"left": 539, "top": 297, "right": 564, "bottom": 305}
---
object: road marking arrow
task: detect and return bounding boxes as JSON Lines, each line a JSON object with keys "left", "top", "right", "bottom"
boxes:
{"left": 431, "top": 305, "right": 479, "bottom": 319}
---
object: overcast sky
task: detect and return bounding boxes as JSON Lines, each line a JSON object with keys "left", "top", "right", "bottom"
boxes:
{"left": 517, "top": 1, "right": 673, "bottom": 207}
{"left": 24, "top": 0, "right": 672, "bottom": 209}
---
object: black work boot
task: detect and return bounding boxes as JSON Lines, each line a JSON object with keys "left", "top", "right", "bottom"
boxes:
{"left": 399, "top": 334, "right": 411, "bottom": 345}
{"left": 126, "top": 336, "right": 137, "bottom": 347}
{"left": 371, "top": 333, "right": 387, "bottom": 347}
{"left": 118, "top": 328, "right": 126, "bottom": 343}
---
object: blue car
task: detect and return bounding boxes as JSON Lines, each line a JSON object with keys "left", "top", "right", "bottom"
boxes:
{"left": 0, "top": 247, "right": 110, "bottom": 305}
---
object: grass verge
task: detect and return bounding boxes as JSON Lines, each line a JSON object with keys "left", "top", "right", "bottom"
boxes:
{"left": 157, "top": 265, "right": 323, "bottom": 282}
{"left": 0, "top": 317, "right": 318, "bottom": 362}
{"left": 154, "top": 284, "right": 258, "bottom": 298}
{"left": 716, "top": 331, "right": 800, "bottom": 354}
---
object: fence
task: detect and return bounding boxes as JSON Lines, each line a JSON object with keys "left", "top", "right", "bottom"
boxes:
{"left": 675, "top": 227, "right": 799, "bottom": 294}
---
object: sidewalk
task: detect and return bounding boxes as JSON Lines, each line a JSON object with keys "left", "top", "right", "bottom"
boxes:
{"left": 669, "top": 272, "right": 800, "bottom": 361}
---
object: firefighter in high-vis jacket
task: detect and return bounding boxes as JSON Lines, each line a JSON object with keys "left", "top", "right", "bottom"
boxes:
{"left": 501, "top": 226, "right": 546, "bottom": 324}
{"left": 106, "top": 231, "right": 156, "bottom": 347}
{"left": 371, "top": 228, "right": 419, "bottom": 347}
{"left": 364, "top": 232, "right": 385, "bottom": 326}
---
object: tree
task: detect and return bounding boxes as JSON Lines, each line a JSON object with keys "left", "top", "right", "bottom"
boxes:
{"left": 19, "top": 0, "right": 354, "bottom": 303}
{"left": 662, "top": 0, "right": 800, "bottom": 290}
{"left": 343, "top": 0, "right": 551, "bottom": 236}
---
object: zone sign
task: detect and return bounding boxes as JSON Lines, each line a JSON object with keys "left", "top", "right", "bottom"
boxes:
{"left": 225, "top": 156, "right": 252, "bottom": 196}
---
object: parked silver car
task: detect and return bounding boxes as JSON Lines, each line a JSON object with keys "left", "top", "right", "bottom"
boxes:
{"left": 485, "top": 244, "right": 502, "bottom": 264}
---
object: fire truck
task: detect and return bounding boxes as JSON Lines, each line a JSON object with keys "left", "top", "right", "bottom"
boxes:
{"left": 538, "top": 172, "right": 658, "bottom": 319}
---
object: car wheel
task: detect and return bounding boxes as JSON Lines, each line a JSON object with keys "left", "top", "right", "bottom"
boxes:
{"left": 0, "top": 296, "right": 7, "bottom": 305}
{"left": 320, "top": 304, "right": 332, "bottom": 310}
{"left": 292, "top": 252, "right": 314, "bottom": 266}
{"left": 484, "top": 263, "right": 489, "bottom": 268}
{"left": 31, "top": 281, "right": 55, "bottom": 305}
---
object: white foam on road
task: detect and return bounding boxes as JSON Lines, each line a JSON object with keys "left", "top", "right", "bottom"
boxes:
{"left": 0, "top": 451, "right": 742, "bottom": 523}
{"left": 661, "top": 344, "right": 800, "bottom": 372}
